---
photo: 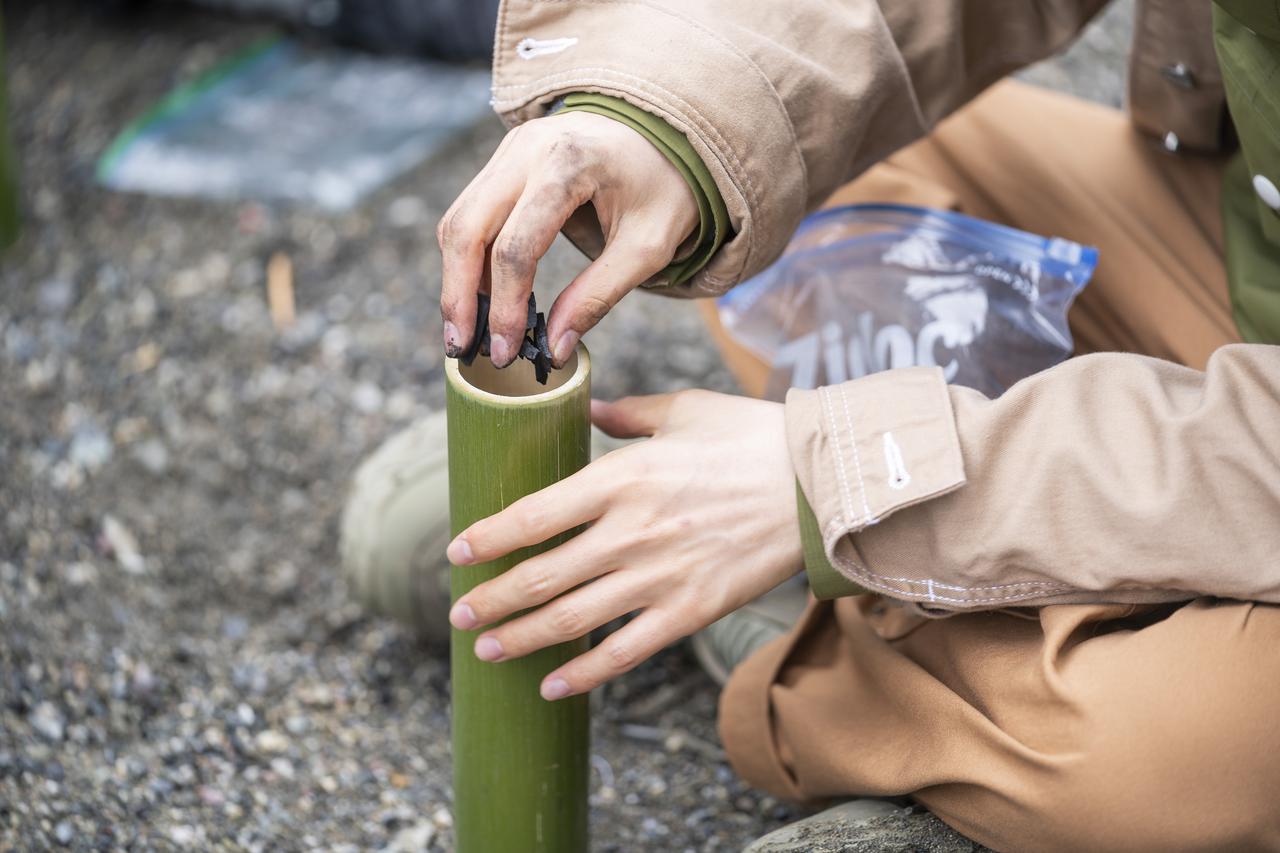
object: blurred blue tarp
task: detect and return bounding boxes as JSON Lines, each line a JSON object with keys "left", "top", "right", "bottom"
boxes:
{"left": 97, "top": 39, "right": 494, "bottom": 210}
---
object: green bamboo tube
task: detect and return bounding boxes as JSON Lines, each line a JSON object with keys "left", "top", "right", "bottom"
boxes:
{"left": 0, "top": 11, "right": 18, "bottom": 249}
{"left": 446, "top": 344, "right": 591, "bottom": 853}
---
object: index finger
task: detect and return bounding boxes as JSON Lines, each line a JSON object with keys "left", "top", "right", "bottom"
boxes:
{"left": 447, "top": 459, "right": 614, "bottom": 566}
{"left": 438, "top": 164, "right": 525, "bottom": 357}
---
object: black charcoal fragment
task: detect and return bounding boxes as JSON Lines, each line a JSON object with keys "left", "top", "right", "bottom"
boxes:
{"left": 458, "top": 291, "right": 557, "bottom": 384}
{"left": 460, "top": 293, "right": 491, "bottom": 366}
{"left": 534, "top": 312, "right": 551, "bottom": 362}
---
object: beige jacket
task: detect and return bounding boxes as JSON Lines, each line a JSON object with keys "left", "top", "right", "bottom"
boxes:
{"left": 493, "top": 0, "right": 1225, "bottom": 295}
{"left": 491, "top": 1, "right": 1280, "bottom": 610}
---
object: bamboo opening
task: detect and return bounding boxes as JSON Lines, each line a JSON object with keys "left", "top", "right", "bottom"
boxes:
{"left": 450, "top": 346, "right": 588, "bottom": 401}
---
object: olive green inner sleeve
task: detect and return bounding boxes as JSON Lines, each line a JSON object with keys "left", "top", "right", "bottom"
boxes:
{"left": 559, "top": 92, "right": 730, "bottom": 286}
{"left": 797, "top": 481, "right": 868, "bottom": 600}
{"left": 1213, "top": 4, "right": 1280, "bottom": 344}
{"left": 1222, "top": 154, "right": 1280, "bottom": 343}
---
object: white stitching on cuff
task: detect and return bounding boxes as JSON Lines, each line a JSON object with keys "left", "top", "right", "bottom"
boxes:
{"left": 820, "top": 515, "right": 1066, "bottom": 593}
{"left": 836, "top": 385, "right": 874, "bottom": 523}
{"left": 825, "top": 546, "right": 1073, "bottom": 605}
{"left": 819, "top": 386, "right": 855, "bottom": 527}
{"left": 516, "top": 37, "right": 579, "bottom": 60}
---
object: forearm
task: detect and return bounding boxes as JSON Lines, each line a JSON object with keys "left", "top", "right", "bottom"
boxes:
{"left": 790, "top": 344, "right": 1280, "bottom": 609}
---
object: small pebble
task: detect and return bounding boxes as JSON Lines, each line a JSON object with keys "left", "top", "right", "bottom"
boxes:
{"left": 64, "top": 561, "right": 99, "bottom": 587}
{"left": 351, "top": 382, "right": 385, "bottom": 414}
{"left": 101, "top": 515, "right": 145, "bottom": 574}
{"left": 384, "top": 820, "right": 435, "bottom": 852}
{"left": 254, "top": 730, "right": 289, "bottom": 755}
{"left": 169, "top": 825, "right": 197, "bottom": 847}
{"left": 197, "top": 785, "right": 225, "bottom": 807}
{"left": 131, "top": 438, "right": 170, "bottom": 475}
{"left": 38, "top": 278, "right": 76, "bottom": 315}
{"left": 29, "top": 702, "right": 65, "bottom": 743}
{"left": 69, "top": 424, "right": 114, "bottom": 472}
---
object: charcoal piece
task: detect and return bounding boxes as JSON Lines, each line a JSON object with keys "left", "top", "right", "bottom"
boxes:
{"left": 532, "top": 311, "right": 553, "bottom": 385}
{"left": 458, "top": 291, "right": 557, "bottom": 380}
{"left": 534, "top": 312, "right": 551, "bottom": 363}
{"left": 460, "top": 293, "right": 490, "bottom": 366}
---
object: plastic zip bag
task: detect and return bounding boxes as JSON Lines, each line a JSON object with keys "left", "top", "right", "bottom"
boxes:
{"left": 716, "top": 204, "right": 1098, "bottom": 400}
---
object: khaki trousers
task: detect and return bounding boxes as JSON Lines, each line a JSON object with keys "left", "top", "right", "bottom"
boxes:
{"left": 711, "top": 81, "right": 1280, "bottom": 852}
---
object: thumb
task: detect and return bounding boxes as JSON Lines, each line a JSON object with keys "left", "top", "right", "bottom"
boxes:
{"left": 545, "top": 235, "right": 675, "bottom": 368}
{"left": 591, "top": 394, "right": 676, "bottom": 439}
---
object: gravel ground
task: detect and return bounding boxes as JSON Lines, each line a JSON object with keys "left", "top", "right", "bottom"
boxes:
{"left": 1, "top": 2, "right": 1130, "bottom": 850}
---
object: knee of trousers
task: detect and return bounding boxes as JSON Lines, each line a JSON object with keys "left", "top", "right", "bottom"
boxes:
{"left": 924, "top": 716, "right": 1280, "bottom": 853}
{"left": 980, "top": 697, "right": 1280, "bottom": 848}
{"left": 931, "top": 605, "right": 1280, "bottom": 852}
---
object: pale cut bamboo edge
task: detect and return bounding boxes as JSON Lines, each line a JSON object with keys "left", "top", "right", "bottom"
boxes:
{"left": 444, "top": 343, "right": 590, "bottom": 408}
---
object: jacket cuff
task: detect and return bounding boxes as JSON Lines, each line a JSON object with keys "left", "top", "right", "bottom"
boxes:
{"left": 490, "top": 1, "right": 808, "bottom": 297}
{"left": 786, "top": 368, "right": 966, "bottom": 598}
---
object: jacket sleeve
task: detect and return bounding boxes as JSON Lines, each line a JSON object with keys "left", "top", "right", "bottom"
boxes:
{"left": 491, "top": 0, "right": 1107, "bottom": 297}
{"left": 786, "top": 344, "right": 1280, "bottom": 611}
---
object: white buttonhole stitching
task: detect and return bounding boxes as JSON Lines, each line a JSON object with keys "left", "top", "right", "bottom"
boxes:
{"left": 883, "top": 432, "right": 911, "bottom": 491}
{"left": 516, "top": 37, "right": 579, "bottom": 60}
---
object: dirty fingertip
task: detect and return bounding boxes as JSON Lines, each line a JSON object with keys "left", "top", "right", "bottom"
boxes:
{"left": 443, "top": 320, "right": 462, "bottom": 357}
{"left": 552, "top": 330, "right": 579, "bottom": 367}
{"left": 490, "top": 335, "right": 513, "bottom": 367}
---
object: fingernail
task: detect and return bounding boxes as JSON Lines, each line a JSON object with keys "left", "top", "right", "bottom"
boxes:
{"left": 474, "top": 636, "right": 504, "bottom": 661}
{"left": 552, "top": 331, "right": 579, "bottom": 367}
{"left": 490, "top": 335, "right": 512, "bottom": 367}
{"left": 447, "top": 538, "right": 474, "bottom": 565}
{"left": 443, "top": 321, "right": 462, "bottom": 358}
{"left": 450, "top": 602, "right": 477, "bottom": 630}
{"left": 540, "top": 678, "right": 571, "bottom": 701}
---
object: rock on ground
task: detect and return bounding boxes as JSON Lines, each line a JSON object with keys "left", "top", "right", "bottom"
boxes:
{"left": 0, "top": 1, "right": 1128, "bottom": 850}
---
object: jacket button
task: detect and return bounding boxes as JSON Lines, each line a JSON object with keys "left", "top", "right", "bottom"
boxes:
{"left": 1254, "top": 175, "right": 1280, "bottom": 211}
{"left": 1161, "top": 62, "right": 1197, "bottom": 89}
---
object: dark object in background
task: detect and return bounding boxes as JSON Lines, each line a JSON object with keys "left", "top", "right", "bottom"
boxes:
{"left": 0, "top": 9, "right": 18, "bottom": 249}
{"left": 176, "top": 0, "right": 500, "bottom": 61}
{"left": 318, "top": 0, "right": 500, "bottom": 62}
